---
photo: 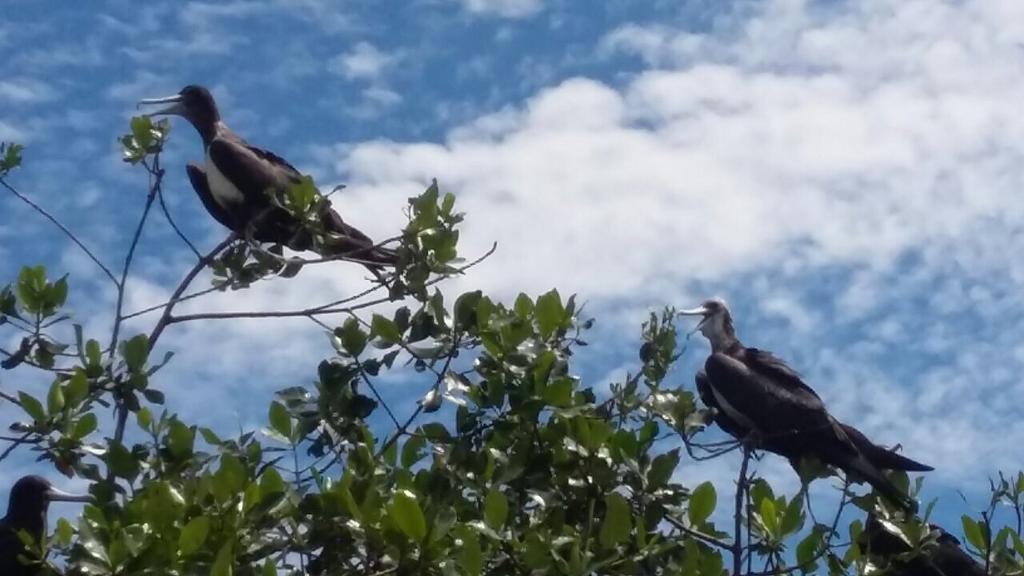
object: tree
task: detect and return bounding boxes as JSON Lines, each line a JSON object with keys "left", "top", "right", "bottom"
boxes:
{"left": 0, "top": 123, "right": 1021, "bottom": 575}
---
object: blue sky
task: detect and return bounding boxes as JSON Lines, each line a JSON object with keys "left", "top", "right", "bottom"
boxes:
{"left": 2, "top": 0, "right": 1023, "bottom": 544}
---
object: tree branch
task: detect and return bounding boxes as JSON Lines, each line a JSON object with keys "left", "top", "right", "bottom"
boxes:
{"left": 734, "top": 446, "right": 751, "bottom": 576}
{"left": 147, "top": 234, "right": 236, "bottom": 352}
{"left": 1, "top": 178, "right": 119, "bottom": 287}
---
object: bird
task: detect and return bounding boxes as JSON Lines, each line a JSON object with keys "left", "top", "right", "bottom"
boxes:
{"left": 1, "top": 475, "right": 90, "bottom": 576}
{"left": 137, "top": 85, "right": 397, "bottom": 274}
{"left": 694, "top": 371, "right": 932, "bottom": 478}
{"left": 679, "top": 298, "right": 932, "bottom": 510}
{"left": 859, "top": 514, "right": 985, "bottom": 576}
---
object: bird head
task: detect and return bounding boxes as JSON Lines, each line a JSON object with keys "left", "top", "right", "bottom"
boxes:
{"left": 8, "top": 475, "right": 91, "bottom": 514}
{"left": 677, "top": 297, "right": 736, "bottom": 351}
{"left": 138, "top": 85, "right": 220, "bottom": 140}
{"left": 5, "top": 476, "right": 90, "bottom": 541}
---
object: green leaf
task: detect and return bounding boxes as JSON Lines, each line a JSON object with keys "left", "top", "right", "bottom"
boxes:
{"left": 260, "top": 466, "right": 285, "bottom": 497}
{"left": 535, "top": 289, "right": 565, "bottom": 338}
{"left": 120, "top": 334, "right": 149, "bottom": 372}
{"left": 85, "top": 339, "right": 102, "bottom": 368}
{"left": 179, "top": 516, "right": 210, "bottom": 556}
{"left": 268, "top": 401, "right": 292, "bottom": 439}
{"left": 371, "top": 313, "right": 402, "bottom": 344}
{"left": 647, "top": 449, "right": 679, "bottom": 489}
{"left": 50, "top": 275, "right": 68, "bottom": 310}
{"left": 455, "top": 525, "right": 482, "bottom": 576}
{"left": 46, "top": 379, "right": 65, "bottom": 413}
{"left": 688, "top": 481, "right": 716, "bottom": 525}
{"left": 73, "top": 413, "right": 98, "bottom": 439}
{"left": 106, "top": 442, "right": 139, "bottom": 479}
{"left": 454, "top": 290, "right": 483, "bottom": 331}
{"left": 781, "top": 496, "right": 804, "bottom": 535}
{"left": 484, "top": 488, "right": 509, "bottom": 530}
{"left": 599, "top": 492, "right": 632, "bottom": 549}
{"left": 56, "top": 517, "right": 74, "bottom": 546}
{"left": 65, "top": 370, "right": 88, "bottom": 405}
{"left": 420, "top": 422, "right": 451, "bottom": 442}
{"left": 16, "top": 265, "right": 46, "bottom": 313}
{"left": 214, "top": 454, "right": 246, "bottom": 500}
{"left": 142, "top": 388, "right": 164, "bottom": 404}
{"left": 962, "top": 515, "right": 986, "bottom": 551}
{"left": 543, "top": 377, "right": 573, "bottom": 408}
{"left": 0, "top": 142, "right": 24, "bottom": 175}
{"left": 18, "top": 391, "right": 45, "bottom": 422}
{"left": 211, "top": 541, "right": 233, "bottom": 576}
{"left": 335, "top": 318, "right": 367, "bottom": 357}
{"left": 390, "top": 490, "right": 427, "bottom": 543}
{"left": 401, "top": 434, "right": 427, "bottom": 468}
{"left": 796, "top": 530, "right": 822, "bottom": 569}
{"left": 760, "top": 498, "right": 779, "bottom": 538}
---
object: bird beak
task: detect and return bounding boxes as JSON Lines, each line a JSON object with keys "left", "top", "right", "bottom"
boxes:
{"left": 677, "top": 305, "right": 710, "bottom": 317}
{"left": 137, "top": 94, "right": 185, "bottom": 117}
{"left": 45, "top": 486, "right": 92, "bottom": 503}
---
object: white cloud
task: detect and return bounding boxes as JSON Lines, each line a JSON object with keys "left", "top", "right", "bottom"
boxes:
{"left": 0, "top": 120, "right": 26, "bottom": 142}
{"left": 458, "top": 0, "right": 543, "bottom": 19}
{"left": 306, "top": 0, "right": 1024, "bottom": 486}
{"left": 0, "top": 78, "right": 57, "bottom": 104}
{"left": 329, "top": 42, "right": 399, "bottom": 82}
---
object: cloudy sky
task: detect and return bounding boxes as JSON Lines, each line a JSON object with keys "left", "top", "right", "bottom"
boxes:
{"left": 2, "top": 0, "right": 1023, "bottom": 535}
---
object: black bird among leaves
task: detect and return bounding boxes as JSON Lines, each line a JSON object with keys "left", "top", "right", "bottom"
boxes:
{"left": 1, "top": 475, "right": 90, "bottom": 576}
{"left": 679, "top": 298, "right": 932, "bottom": 510}
{"left": 859, "top": 514, "right": 985, "bottom": 576}
{"left": 138, "top": 85, "right": 396, "bottom": 273}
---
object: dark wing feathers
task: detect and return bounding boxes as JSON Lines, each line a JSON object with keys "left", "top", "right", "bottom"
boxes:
{"left": 207, "top": 138, "right": 299, "bottom": 206}
{"left": 744, "top": 348, "right": 824, "bottom": 403}
{"left": 204, "top": 134, "right": 396, "bottom": 268}
{"left": 185, "top": 163, "right": 237, "bottom": 230}
{"left": 694, "top": 371, "right": 747, "bottom": 440}
{"left": 705, "top": 352, "right": 833, "bottom": 433}
{"left": 699, "top": 349, "right": 928, "bottom": 511}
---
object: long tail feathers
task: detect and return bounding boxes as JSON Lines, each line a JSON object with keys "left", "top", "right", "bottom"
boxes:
{"left": 840, "top": 454, "right": 917, "bottom": 512}
{"left": 841, "top": 424, "right": 934, "bottom": 472}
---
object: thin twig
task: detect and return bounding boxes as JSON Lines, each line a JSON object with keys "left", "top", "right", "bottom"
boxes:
{"left": 0, "top": 431, "right": 33, "bottom": 462}
{"left": 662, "top": 516, "right": 731, "bottom": 550}
{"left": 0, "top": 389, "right": 21, "bottom": 405}
{"left": 354, "top": 353, "right": 401, "bottom": 428}
{"left": 165, "top": 242, "right": 497, "bottom": 326}
{"left": 121, "top": 285, "right": 222, "bottom": 320}
{"left": 157, "top": 187, "right": 201, "bottom": 258}
{"left": 105, "top": 160, "right": 163, "bottom": 468}
{"left": 109, "top": 159, "right": 163, "bottom": 356}
{"left": 734, "top": 447, "right": 751, "bottom": 576}
{"left": 147, "top": 234, "right": 236, "bottom": 351}
{"left": 0, "top": 179, "right": 119, "bottom": 287}
{"left": 376, "top": 336, "right": 461, "bottom": 458}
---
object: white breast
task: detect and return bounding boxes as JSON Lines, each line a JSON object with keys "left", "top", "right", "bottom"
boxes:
{"left": 205, "top": 152, "right": 245, "bottom": 210}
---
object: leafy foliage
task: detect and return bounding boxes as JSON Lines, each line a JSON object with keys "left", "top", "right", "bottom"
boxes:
{"left": 0, "top": 120, "right": 1021, "bottom": 576}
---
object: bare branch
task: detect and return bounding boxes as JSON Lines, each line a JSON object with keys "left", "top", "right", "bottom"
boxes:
{"left": 109, "top": 158, "right": 163, "bottom": 356}
{"left": 734, "top": 447, "right": 752, "bottom": 576}
{"left": 0, "top": 431, "right": 33, "bottom": 462}
{"left": 157, "top": 187, "right": 201, "bottom": 259}
{"left": 147, "top": 234, "right": 236, "bottom": 351}
{"left": 164, "top": 242, "right": 498, "bottom": 326}
{"left": 121, "top": 285, "right": 222, "bottom": 321}
{"left": 0, "top": 178, "right": 119, "bottom": 287}
{"left": 376, "top": 335, "right": 461, "bottom": 458}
